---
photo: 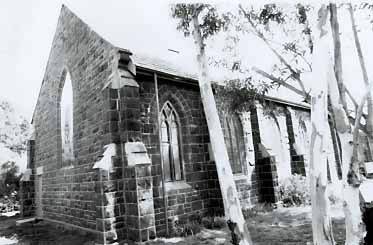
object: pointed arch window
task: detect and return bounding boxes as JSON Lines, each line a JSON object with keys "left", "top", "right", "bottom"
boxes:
{"left": 222, "top": 113, "right": 246, "bottom": 174}
{"left": 160, "top": 102, "right": 183, "bottom": 182}
{"left": 60, "top": 71, "right": 74, "bottom": 166}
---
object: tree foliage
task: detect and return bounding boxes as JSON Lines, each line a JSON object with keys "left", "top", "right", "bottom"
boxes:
{"left": 0, "top": 161, "right": 20, "bottom": 198}
{"left": 0, "top": 101, "right": 30, "bottom": 155}
{"left": 171, "top": 4, "right": 229, "bottom": 39}
{"left": 239, "top": 4, "right": 313, "bottom": 85}
{"left": 172, "top": 4, "right": 278, "bottom": 115}
{"left": 257, "top": 4, "right": 285, "bottom": 25}
{"left": 214, "top": 78, "right": 273, "bottom": 112}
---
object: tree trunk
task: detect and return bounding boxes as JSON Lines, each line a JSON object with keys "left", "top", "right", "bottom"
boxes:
{"left": 329, "top": 5, "right": 366, "bottom": 244}
{"left": 309, "top": 93, "right": 335, "bottom": 245}
{"left": 335, "top": 108, "right": 368, "bottom": 245}
{"left": 191, "top": 15, "right": 252, "bottom": 245}
{"left": 329, "top": 4, "right": 348, "bottom": 115}
{"left": 338, "top": 132, "right": 364, "bottom": 245}
{"left": 347, "top": 3, "right": 373, "bottom": 158}
{"left": 308, "top": 7, "right": 336, "bottom": 244}
{"left": 328, "top": 73, "right": 365, "bottom": 244}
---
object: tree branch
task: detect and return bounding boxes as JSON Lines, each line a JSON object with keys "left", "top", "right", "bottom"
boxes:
{"left": 239, "top": 4, "right": 308, "bottom": 95}
{"left": 348, "top": 4, "right": 369, "bottom": 87}
{"left": 348, "top": 116, "right": 367, "bottom": 134}
{"left": 303, "top": 19, "right": 313, "bottom": 54}
{"left": 252, "top": 67, "right": 310, "bottom": 102}
{"left": 330, "top": 3, "right": 349, "bottom": 116}
{"left": 343, "top": 86, "right": 369, "bottom": 120}
{"left": 352, "top": 85, "right": 372, "bottom": 163}
{"left": 348, "top": 3, "right": 373, "bottom": 137}
{"left": 268, "top": 39, "right": 312, "bottom": 71}
{"left": 287, "top": 47, "right": 313, "bottom": 72}
{"left": 345, "top": 86, "right": 358, "bottom": 110}
{"left": 296, "top": 4, "right": 313, "bottom": 54}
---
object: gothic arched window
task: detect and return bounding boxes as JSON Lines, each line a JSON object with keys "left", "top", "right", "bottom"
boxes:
{"left": 160, "top": 101, "right": 183, "bottom": 182}
{"left": 60, "top": 71, "right": 74, "bottom": 166}
{"left": 223, "top": 113, "right": 246, "bottom": 174}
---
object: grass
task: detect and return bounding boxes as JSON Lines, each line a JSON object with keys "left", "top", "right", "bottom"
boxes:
{"left": 0, "top": 214, "right": 95, "bottom": 245}
{"left": 0, "top": 205, "right": 346, "bottom": 245}
{"left": 247, "top": 205, "right": 345, "bottom": 244}
{"left": 148, "top": 205, "right": 346, "bottom": 245}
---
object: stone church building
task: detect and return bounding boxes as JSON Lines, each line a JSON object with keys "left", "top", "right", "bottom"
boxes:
{"left": 20, "top": 5, "right": 344, "bottom": 244}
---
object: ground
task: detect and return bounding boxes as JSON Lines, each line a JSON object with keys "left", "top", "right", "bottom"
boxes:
{"left": 0, "top": 214, "right": 95, "bottom": 245}
{"left": 0, "top": 205, "right": 345, "bottom": 245}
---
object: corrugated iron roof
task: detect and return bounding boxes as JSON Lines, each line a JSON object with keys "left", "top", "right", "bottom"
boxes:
{"left": 130, "top": 53, "right": 310, "bottom": 110}
{"left": 132, "top": 53, "right": 198, "bottom": 81}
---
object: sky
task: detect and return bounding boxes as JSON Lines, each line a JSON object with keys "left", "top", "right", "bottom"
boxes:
{"left": 0, "top": 0, "right": 198, "bottom": 120}
{"left": 1, "top": 1, "right": 372, "bottom": 120}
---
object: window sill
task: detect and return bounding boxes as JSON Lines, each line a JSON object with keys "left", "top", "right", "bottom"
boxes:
{"left": 60, "top": 165, "right": 74, "bottom": 170}
{"left": 233, "top": 174, "right": 248, "bottom": 181}
{"left": 165, "top": 181, "right": 192, "bottom": 192}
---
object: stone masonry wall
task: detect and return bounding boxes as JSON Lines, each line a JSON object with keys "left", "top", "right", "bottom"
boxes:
{"left": 110, "top": 79, "right": 157, "bottom": 243}
{"left": 257, "top": 104, "right": 291, "bottom": 181}
{"left": 137, "top": 74, "right": 223, "bottom": 236}
{"left": 285, "top": 108, "right": 306, "bottom": 176}
{"left": 30, "top": 6, "right": 120, "bottom": 243}
{"left": 20, "top": 140, "right": 36, "bottom": 217}
{"left": 214, "top": 95, "right": 259, "bottom": 207}
{"left": 239, "top": 112, "right": 259, "bottom": 206}
{"left": 20, "top": 179, "right": 35, "bottom": 217}
{"left": 249, "top": 105, "right": 279, "bottom": 203}
{"left": 212, "top": 99, "right": 312, "bottom": 204}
